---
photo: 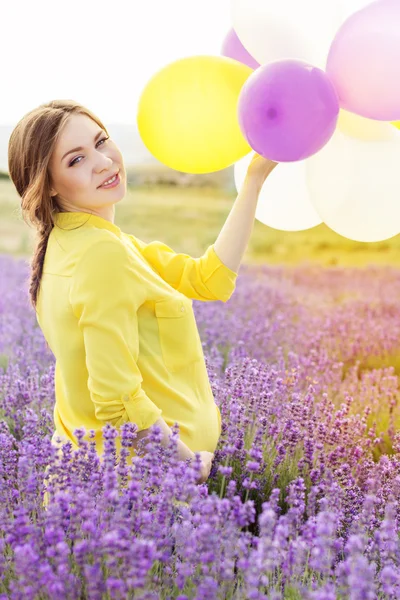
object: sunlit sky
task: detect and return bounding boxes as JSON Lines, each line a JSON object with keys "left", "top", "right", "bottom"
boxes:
{"left": 1, "top": 0, "right": 369, "bottom": 126}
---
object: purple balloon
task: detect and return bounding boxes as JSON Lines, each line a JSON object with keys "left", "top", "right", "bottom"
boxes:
{"left": 238, "top": 59, "right": 340, "bottom": 162}
{"left": 221, "top": 28, "right": 260, "bottom": 70}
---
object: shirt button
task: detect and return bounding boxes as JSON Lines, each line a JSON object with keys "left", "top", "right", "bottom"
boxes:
{"left": 122, "top": 394, "right": 130, "bottom": 402}
{"left": 181, "top": 306, "right": 185, "bottom": 312}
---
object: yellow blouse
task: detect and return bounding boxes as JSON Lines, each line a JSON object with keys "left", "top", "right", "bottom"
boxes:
{"left": 36, "top": 211, "right": 238, "bottom": 469}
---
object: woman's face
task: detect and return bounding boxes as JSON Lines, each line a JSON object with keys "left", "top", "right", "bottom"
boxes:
{"left": 48, "top": 113, "right": 126, "bottom": 216}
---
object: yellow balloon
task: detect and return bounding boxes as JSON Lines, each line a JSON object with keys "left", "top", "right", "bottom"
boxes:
{"left": 137, "top": 55, "right": 253, "bottom": 174}
{"left": 337, "top": 109, "right": 398, "bottom": 142}
{"left": 392, "top": 121, "right": 400, "bottom": 129}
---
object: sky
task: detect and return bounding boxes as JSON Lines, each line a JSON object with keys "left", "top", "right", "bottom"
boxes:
{"left": 1, "top": 0, "right": 369, "bottom": 126}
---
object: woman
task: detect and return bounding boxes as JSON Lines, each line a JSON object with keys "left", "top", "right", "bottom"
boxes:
{"left": 8, "top": 100, "right": 277, "bottom": 506}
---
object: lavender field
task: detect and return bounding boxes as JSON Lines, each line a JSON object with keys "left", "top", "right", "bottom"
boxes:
{"left": 2, "top": 248, "right": 400, "bottom": 599}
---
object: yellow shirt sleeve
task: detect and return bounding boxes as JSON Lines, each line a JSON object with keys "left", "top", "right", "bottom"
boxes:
{"left": 69, "top": 239, "right": 163, "bottom": 432}
{"left": 129, "top": 236, "right": 238, "bottom": 303}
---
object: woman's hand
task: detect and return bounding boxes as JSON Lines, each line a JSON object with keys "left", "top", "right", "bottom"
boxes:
{"left": 196, "top": 451, "right": 215, "bottom": 484}
{"left": 245, "top": 153, "right": 279, "bottom": 189}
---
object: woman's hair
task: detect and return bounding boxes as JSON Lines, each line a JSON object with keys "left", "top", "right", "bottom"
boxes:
{"left": 7, "top": 100, "right": 109, "bottom": 313}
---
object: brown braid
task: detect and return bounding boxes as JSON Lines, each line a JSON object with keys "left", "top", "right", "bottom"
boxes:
{"left": 29, "top": 222, "right": 54, "bottom": 309}
{"left": 7, "top": 100, "right": 109, "bottom": 313}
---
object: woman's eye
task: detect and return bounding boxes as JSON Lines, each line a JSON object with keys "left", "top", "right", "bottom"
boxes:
{"left": 69, "top": 136, "right": 110, "bottom": 166}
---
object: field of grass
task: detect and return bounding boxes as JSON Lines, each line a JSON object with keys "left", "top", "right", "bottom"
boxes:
{"left": 1, "top": 177, "right": 400, "bottom": 268}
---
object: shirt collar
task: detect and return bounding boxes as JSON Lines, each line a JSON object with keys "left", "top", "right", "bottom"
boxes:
{"left": 53, "top": 211, "right": 122, "bottom": 238}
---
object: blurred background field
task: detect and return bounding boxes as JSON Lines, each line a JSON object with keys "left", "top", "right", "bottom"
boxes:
{"left": 1, "top": 169, "right": 400, "bottom": 268}
{"left": 0, "top": 120, "right": 399, "bottom": 267}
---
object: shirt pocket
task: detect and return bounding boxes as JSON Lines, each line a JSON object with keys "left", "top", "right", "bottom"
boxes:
{"left": 155, "top": 295, "right": 202, "bottom": 372}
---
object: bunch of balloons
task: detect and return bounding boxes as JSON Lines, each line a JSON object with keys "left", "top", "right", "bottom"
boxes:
{"left": 137, "top": 0, "right": 400, "bottom": 242}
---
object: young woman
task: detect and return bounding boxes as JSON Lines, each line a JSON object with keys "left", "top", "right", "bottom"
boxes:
{"left": 8, "top": 99, "right": 277, "bottom": 503}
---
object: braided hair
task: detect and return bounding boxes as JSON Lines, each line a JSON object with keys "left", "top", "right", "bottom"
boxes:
{"left": 8, "top": 99, "right": 108, "bottom": 312}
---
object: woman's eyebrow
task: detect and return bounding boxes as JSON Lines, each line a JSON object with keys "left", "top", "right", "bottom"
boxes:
{"left": 61, "top": 130, "right": 104, "bottom": 162}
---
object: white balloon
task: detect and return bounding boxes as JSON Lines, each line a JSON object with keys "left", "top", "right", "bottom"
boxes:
{"left": 337, "top": 109, "right": 400, "bottom": 142}
{"left": 231, "top": 0, "right": 344, "bottom": 69}
{"left": 306, "top": 125, "right": 400, "bottom": 242}
{"left": 234, "top": 152, "right": 322, "bottom": 231}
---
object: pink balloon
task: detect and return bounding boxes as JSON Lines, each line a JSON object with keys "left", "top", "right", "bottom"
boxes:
{"left": 221, "top": 28, "right": 260, "bottom": 70}
{"left": 237, "top": 59, "right": 339, "bottom": 162}
{"left": 326, "top": 0, "right": 400, "bottom": 120}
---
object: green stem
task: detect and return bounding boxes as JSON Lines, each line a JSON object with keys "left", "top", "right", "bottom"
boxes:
{"left": 244, "top": 472, "right": 254, "bottom": 503}
{"left": 219, "top": 457, "right": 231, "bottom": 499}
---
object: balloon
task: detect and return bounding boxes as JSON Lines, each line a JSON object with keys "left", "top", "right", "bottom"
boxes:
{"left": 326, "top": 0, "right": 400, "bottom": 121}
{"left": 234, "top": 152, "right": 322, "bottom": 231}
{"left": 221, "top": 28, "right": 260, "bottom": 70}
{"left": 338, "top": 0, "right": 376, "bottom": 21}
{"left": 137, "top": 56, "right": 252, "bottom": 174}
{"left": 392, "top": 121, "right": 400, "bottom": 130}
{"left": 337, "top": 109, "right": 400, "bottom": 142}
{"left": 306, "top": 125, "right": 400, "bottom": 242}
{"left": 231, "top": 0, "right": 343, "bottom": 69}
{"left": 237, "top": 59, "right": 340, "bottom": 162}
